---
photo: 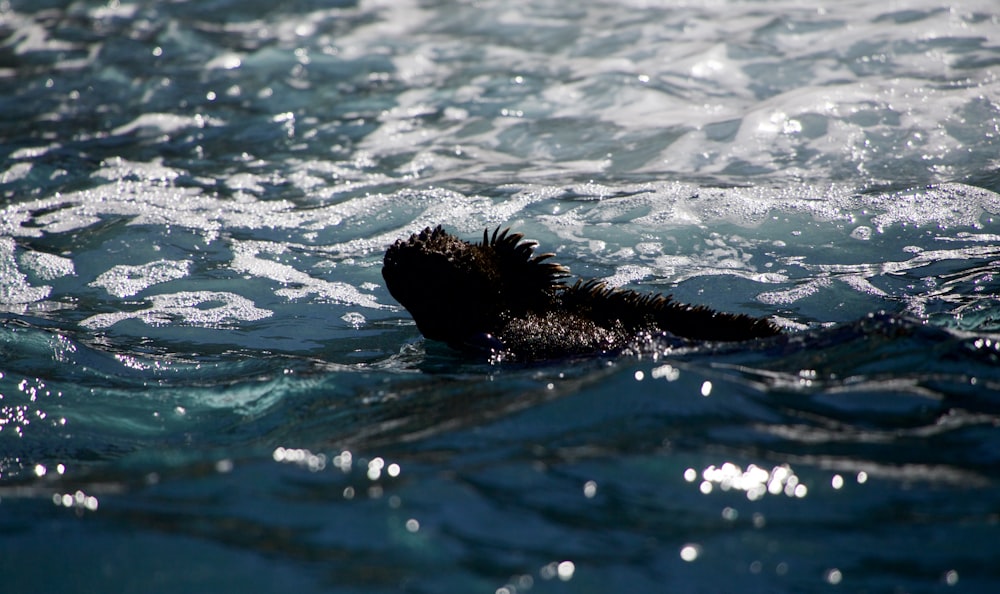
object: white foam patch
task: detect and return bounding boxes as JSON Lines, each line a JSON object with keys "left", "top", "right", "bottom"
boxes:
{"left": 757, "top": 278, "right": 833, "bottom": 306}
{"left": 544, "top": 181, "right": 999, "bottom": 234}
{"left": 2, "top": 179, "right": 540, "bottom": 256}
{"left": 231, "top": 241, "right": 384, "bottom": 309}
{"left": 18, "top": 251, "right": 75, "bottom": 280}
{"left": 604, "top": 264, "right": 654, "bottom": 288}
{"left": 762, "top": 243, "right": 1000, "bottom": 307}
{"left": 1, "top": 162, "right": 33, "bottom": 184}
{"left": 110, "top": 114, "right": 218, "bottom": 138}
{"left": 341, "top": 312, "right": 366, "bottom": 329}
{"left": 863, "top": 183, "right": 1000, "bottom": 230}
{"left": 90, "top": 259, "right": 192, "bottom": 298}
{"left": 80, "top": 291, "right": 272, "bottom": 329}
{"left": 802, "top": 245, "right": 1000, "bottom": 278}
{"left": 93, "top": 156, "right": 186, "bottom": 184}
{"left": 0, "top": 238, "right": 52, "bottom": 306}
{"left": 839, "top": 275, "right": 889, "bottom": 298}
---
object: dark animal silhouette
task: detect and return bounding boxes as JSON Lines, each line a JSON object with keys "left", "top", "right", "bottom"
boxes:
{"left": 383, "top": 226, "right": 781, "bottom": 361}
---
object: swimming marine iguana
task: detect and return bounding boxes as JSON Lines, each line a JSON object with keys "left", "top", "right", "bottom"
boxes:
{"left": 382, "top": 225, "right": 781, "bottom": 361}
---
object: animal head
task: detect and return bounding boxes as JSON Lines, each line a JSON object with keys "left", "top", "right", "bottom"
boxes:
{"left": 382, "top": 226, "right": 568, "bottom": 347}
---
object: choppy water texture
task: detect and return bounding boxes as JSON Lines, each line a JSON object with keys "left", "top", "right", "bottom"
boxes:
{"left": 2, "top": 0, "right": 1000, "bottom": 592}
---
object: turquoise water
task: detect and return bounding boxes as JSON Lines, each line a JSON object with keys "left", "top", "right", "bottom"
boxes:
{"left": 2, "top": 0, "right": 1000, "bottom": 592}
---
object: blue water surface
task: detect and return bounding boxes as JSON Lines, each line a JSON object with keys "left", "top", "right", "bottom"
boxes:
{"left": 2, "top": 0, "right": 1000, "bottom": 592}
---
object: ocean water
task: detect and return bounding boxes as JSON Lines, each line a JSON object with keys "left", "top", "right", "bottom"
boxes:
{"left": 2, "top": 0, "right": 1000, "bottom": 591}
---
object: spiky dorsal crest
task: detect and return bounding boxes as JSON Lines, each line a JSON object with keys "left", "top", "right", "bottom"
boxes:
{"left": 399, "top": 224, "right": 454, "bottom": 253}
{"left": 561, "top": 279, "right": 673, "bottom": 326}
{"left": 481, "top": 227, "right": 570, "bottom": 298}
{"left": 561, "top": 279, "right": 781, "bottom": 341}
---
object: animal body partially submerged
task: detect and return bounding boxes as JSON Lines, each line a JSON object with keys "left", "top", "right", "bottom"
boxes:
{"left": 382, "top": 226, "right": 781, "bottom": 361}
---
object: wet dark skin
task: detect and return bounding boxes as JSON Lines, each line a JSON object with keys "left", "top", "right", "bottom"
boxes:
{"left": 382, "top": 226, "right": 782, "bottom": 361}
